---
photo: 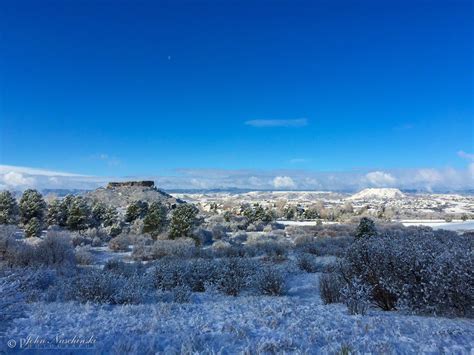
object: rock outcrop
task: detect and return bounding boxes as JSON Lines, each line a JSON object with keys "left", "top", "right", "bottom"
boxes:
{"left": 87, "top": 181, "right": 183, "bottom": 210}
{"left": 107, "top": 181, "right": 155, "bottom": 189}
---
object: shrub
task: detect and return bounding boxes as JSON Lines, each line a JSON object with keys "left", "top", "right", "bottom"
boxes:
{"left": 67, "top": 269, "right": 118, "bottom": 303}
{"left": 171, "top": 285, "right": 191, "bottom": 303}
{"left": 319, "top": 272, "right": 342, "bottom": 304}
{"left": 75, "top": 246, "right": 94, "bottom": 265}
{"left": 108, "top": 234, "right": 130, "bottom": 252}
{"left": 297, "top": 253, "right": 322, "bottom": 273}
{"left": 340, "top": 228, "right": 474, "bottom": 316}
{"left": 0, "top": 276, "right": 24, "bottom": 333}
{"left": 150, "top": 238, "right": 196, "bottom": 259}
{"left": 217, "top": 258, "right": 253, "bottom": 296}
{"left": 255, "top": 268, "right": 286, "bottom": 296}
{"left": 295, "top": 236, "right": 352, "bottom": 257}
{"left": 341, "top": 277, "right": 371, "bottom": 315}
{"left": 35, "top": 232, "right": 76, "bottom": 267}
{"left": 67, "top": 269, "right": 150, "bottom": 304}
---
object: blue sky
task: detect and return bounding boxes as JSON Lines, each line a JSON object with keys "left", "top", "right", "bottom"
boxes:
{"left": 0, "top": 0, "right": 473, "bottom": 190}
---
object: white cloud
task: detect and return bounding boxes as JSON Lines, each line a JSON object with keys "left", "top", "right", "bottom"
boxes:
{"left": 365, "top": 171, "right": 397, "bottom": 186}
{"left": 272, "top": 176, "right": 296, "bottom": 189}
{"left": 458, "top": 150, "right": 474, "bottom": 161}
{"left": 245, "top": 118, "right": 308, "bottom": 128}
{"left": 0, "top": 165, "right": 83, "bottom": 177}
{"left": 2, "top": 172, "right": 36, "bottom": 187}
{"left": 0, "top": 163, "right": 473, "bottom": 192}
{"left": 413, "top": 169, "right": 442, "bottom": 184}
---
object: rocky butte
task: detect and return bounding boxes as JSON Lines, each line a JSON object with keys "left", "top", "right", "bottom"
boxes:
{"left": 106, "top": 181, "right": 155, "bottom": 189}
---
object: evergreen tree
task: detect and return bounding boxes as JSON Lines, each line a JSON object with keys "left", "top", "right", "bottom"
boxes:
{"left": 169, "top": 204, "right": 199, "bottom": 240}
{"left": 66, "top": 197, "right": 91, "bottom": 231}
{"left": 355, "top": 217, "right": 377, "bottom": 239}
{"left": 19, "top": 189, "right": 46, "bottom": 225}
{"left": 125, "top": 200, "right": 149, "bottom": 223}
{"left": 0, "top": 191, "right": 19, "bottom": 225}
{"left": 25, "top": 217, "right": 42, "bottom": 238}
{"left": 143, "top": 202, "right": 167, "bottom": 237}
{"left": 102, "top": 206, "right": 119, "bottom": 227}
{"left": 46, "top": 199, "right": 67, "bottom": 226}
{"left": 91, "top": 202, "right": 108, "bottom": 226}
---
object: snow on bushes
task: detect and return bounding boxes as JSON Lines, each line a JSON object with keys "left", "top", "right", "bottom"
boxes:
{"left": 0, "top": 228, "right": 76, "bottom": 267}
{"left": 339, "top": 228, "right": 474, "bottom": 317}
{"left": 319, "top": 272, "right": 342, "bottom": 304}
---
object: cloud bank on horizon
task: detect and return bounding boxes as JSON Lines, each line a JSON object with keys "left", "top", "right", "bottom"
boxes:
{"left": 0, "top": 162, "right": 473, "bottom": 192}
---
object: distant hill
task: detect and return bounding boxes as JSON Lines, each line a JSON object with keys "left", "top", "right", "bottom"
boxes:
{"left": 348, "top": 188, "right": 405, "bottom": 200}
{"left": 85, "top": 181, "right": 183, "bottom": 209}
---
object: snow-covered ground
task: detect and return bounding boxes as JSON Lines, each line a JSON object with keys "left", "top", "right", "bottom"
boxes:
{"left": 3, "top": 272, "right": 473, "bottom": 353}
{"left": 401, "top": 220, "right": 474, "bottom": 231}
{"left": 278, "top": 220, "right": 338, "bottom": 226}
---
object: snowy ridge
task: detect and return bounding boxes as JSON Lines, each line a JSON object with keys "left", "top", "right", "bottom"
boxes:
{"left": 348, "top": 188, "right": 405, "bottom": 200}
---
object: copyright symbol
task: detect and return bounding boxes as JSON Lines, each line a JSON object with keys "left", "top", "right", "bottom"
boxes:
{"left": 7, "top": 339, "right": 16, "bottom": 348}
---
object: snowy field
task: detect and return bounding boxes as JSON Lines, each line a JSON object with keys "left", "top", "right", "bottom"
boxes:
{"left": 3, "top": 272, "right": 474, "bottom": 354}
{"left": 400, "top": 220, "right": 474, "bottom": 231}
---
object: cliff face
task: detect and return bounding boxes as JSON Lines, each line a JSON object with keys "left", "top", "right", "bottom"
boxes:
{"left": 107, "top": 181, "right": 155, "bottom": 189}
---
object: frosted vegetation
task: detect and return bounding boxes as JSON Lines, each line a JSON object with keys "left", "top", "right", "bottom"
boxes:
{"left": 0, "top": 188, "right": 473, "bottom": 353}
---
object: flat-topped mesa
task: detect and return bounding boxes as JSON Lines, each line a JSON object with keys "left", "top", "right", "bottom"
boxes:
{"left": 107, "top": 181, "right": 155, "bottom": 189}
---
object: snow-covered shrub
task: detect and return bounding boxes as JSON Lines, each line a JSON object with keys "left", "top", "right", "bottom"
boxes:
{"left": 171, "top": 285, "right": 191, "bottom": 303}
{"left": 193, "top": 227, "right": 213, "bottom": 246}
{"left": 108, "top": 233, "right": 130, "bottom": 252}
{"left": 71, "top": 233, "right": 91, "bottom": 247}
{"left": 254, "top": 267, "right": 286, "bottom": 296}
{"left": 296, "top": 236, "right": 352, "bottom": 257}
{"left": 16, "top": 267, "right": 58, "bottom": 302}
{"left": 0, "top": 225, "right": 19, "bottom": 259}
{"left": 91, "top": 236, "right": 102, "bottom": 247}
{"left": 151, "top": 238, "right": 196, "bottom": 259}
{"left": 250, "top": 240, "right": 288, "bottom": 260}
{"left": 35, "top": 232, "right": 76, "bottom": 267}
{"left": 319, "top": 272, "right": 342, "bottom": 304}
{"left": 210, "top": 224, "right": 229, "bottom": 240}
{"left": 67, "top": 269, "right": 150, "bottom": 304}
{"left": 152, "top": 259, "right": 190, "bottom": 290}
{"left": 67, "top": 269, "right": 118, "bottom": 303}
{"left": 232, "top": 231, "right": 248, "bottom": 243}
{"left": 297, "top": 253, "right": 322, "bottom": 273}
{"left": 340, "top": 228, "right": 474, "bottom": 316}
{"left": 0, "top": 276, "right": 24, "bottom": 335}
{"left": 113, "top": 274, "right": 151, "bottom": 304}
{"left": 217, "top": 258, "right": 255, "bottom": 296}
{"left": 341, "top": 277, "right": 372, "bottom": 315}
{"left": 75, "top": 246, "right": 94, "bottom": 265}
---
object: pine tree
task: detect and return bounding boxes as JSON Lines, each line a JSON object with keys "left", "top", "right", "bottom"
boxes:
{"left": 102, "top": 206, "right": 119, "bottom": 227}
{"left": 169, "top": 204, "right": 199, "bottom": 240}
{"left": 19, "top": 189, "right": 46, "bottom": 225}
{"left": 125, "top": 200, "right": 148, "bottom": 223}
{"left": 355, "top": 217, "right": 377, "bottom": 239}
{"left": 46, "top": 199, "right": 67, "bottom": 226}
{"left": 143, "top": 202, "right": 167, "bottom": 237}
{"left": 91, "top": 202, "right": 108, "bottom": 226}
{"left": 66, "top": 197, "right": 91, "bottom": 231}
{"left": 0, "top": 191, "right": 19, "bottom": 225}
{"left": 25, "top": 217, "right": 42, "bottom": 238}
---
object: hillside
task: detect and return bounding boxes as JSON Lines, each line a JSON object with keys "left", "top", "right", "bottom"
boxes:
{"left": 348, "top": 188, "right": 405, "bottom": 200}
{"left": 85, "top": 181, "right": 183, "bottom": 209}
